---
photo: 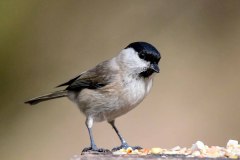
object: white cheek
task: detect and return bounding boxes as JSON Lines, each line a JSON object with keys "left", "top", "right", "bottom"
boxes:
{"left": 118, "top": 48, "right": 149, "bottom": 70}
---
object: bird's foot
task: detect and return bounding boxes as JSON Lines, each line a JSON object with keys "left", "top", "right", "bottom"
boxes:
{"left": 112, "top": 143, "right": 142, "bottom": 152}
{"left": 81, "top": 146, "right": 111, "bottom": 155}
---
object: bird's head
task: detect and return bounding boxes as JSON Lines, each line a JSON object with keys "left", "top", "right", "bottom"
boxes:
{"left": 117, "top": 42, "right": 161, "bottom": 78}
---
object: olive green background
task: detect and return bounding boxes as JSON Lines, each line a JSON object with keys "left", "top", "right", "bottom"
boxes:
{"left": 0, "top": 0, "right": 240, "bottom": 160}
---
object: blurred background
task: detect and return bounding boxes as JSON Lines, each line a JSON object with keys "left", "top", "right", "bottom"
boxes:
{"left": 0, "top": 0, "right": 240, "bottom": 159}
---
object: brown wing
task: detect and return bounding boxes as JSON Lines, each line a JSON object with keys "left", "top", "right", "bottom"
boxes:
{"left": 57, "top": 61, "right": 113, "bottom": 91}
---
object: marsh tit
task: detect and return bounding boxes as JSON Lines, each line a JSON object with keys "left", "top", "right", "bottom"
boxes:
{"left": 25, "top": 42, "right": 161, "bottom": 153}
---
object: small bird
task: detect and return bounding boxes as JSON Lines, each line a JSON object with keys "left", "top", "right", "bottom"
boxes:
{"left": 25, "top": 42, "right": 161, "bottom": 153}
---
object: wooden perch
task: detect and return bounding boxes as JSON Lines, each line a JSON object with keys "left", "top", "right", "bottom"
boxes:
{"left": 73, "top": 154, "right": 227, "bottom": 160}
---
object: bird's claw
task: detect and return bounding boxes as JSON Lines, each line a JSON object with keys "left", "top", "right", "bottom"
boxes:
{"left": 81, "top": 147, "right": 111, "bottom": 155}
{"left": 112, "top": 143, "right": 142, "bottom": 151}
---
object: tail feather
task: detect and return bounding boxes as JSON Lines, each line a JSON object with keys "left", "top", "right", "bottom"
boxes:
{"left": 25, "top": 90, "right": 68, "bottom": 105}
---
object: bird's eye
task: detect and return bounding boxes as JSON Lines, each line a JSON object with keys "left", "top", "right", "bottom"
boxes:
{"left": 139, "top": 52, "right": 145, "bottom": 59}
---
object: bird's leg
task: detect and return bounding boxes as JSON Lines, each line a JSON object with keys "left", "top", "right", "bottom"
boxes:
{"left": 86, "top": 123, "right": 97, "bottom": 150}
{"left": 109, "top": 120, "right": 142, "bottom": 151}
{"left": 81, "top": 117, "right": 110, "bottom": 154}
{"left": 109, "top": 120, "right": 127, "bottom": 146}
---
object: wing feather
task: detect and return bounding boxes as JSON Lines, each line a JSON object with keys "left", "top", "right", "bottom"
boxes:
{"left": 57, "top": 61, "right": 112, "bottom": 91}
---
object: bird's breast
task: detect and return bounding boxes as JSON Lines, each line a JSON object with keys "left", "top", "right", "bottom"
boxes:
{"left": 69, "top": 76, "right": 153, "bottom": 122}
{"left": 104, "top": 77, "right": 153, "bottom": 121}
{"left": 123, "top": 78, "right": 151, "bottom": 106}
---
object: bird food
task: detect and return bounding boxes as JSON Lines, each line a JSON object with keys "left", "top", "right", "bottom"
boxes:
{"left": 112, "top": 140, "right": 240, "bottom": 159}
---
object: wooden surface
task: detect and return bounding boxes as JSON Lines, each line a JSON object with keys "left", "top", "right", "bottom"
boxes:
{"left": 74, "top": 154, "right": 230, "bottom": 160}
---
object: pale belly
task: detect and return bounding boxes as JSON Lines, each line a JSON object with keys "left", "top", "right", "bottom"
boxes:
{"left": 68, "top": 78, "right": 153, "bottom": 122}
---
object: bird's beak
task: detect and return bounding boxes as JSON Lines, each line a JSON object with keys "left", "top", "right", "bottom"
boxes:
{"left": 150, "top": 63, "right": 160, "bottom": 73}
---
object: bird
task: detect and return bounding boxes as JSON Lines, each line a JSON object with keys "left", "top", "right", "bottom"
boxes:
{"left": 25, "top": 41, "right": 161, "bottom": 154}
